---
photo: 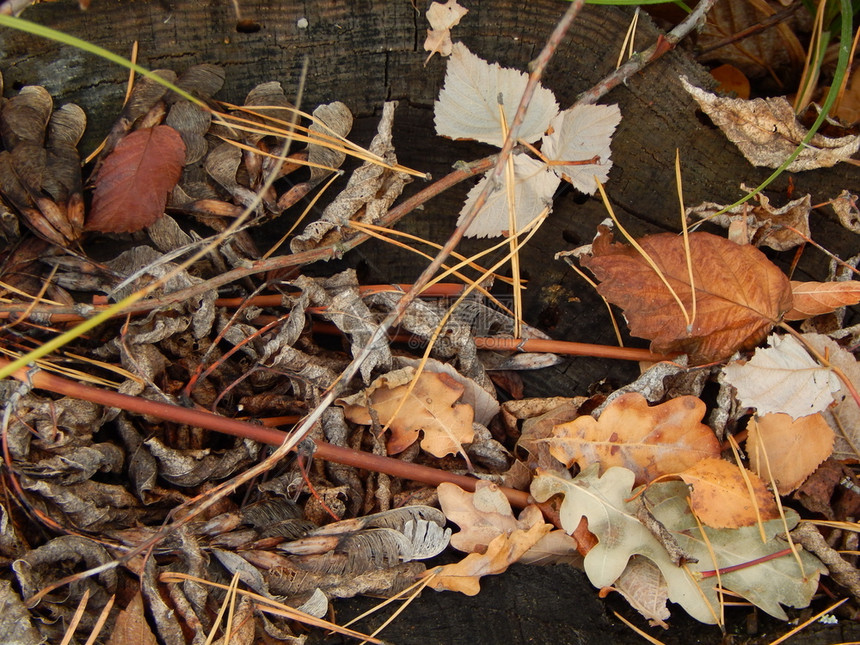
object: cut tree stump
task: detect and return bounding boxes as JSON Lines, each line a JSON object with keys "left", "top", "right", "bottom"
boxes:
{"left": 2, "top": 1, "right": 858, "bottom": 641}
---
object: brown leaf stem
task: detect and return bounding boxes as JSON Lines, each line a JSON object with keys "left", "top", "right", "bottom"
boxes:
{"left": 0, "top": 356, "right": 532, "bottom": 508}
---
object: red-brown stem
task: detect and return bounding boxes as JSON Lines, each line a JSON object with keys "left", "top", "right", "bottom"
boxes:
{"left": 0, "top": 357, "right": 532, "bottom": 508}
{"left": 475, "top": 337, "right": 673, "bottom": 362}
{"left": 309, "top": 320, "right": 672, "bottom": 362}
{"left": 698, "top": 547, "right": 794, "bottom": 578}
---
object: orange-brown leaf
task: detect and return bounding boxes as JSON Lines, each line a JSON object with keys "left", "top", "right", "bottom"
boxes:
{"left": 784, "top": 280, "right": 860, "bottom": 321}
{"left": 677, "top": 457, "right": 778, "bottom": 528}
{"left": 581, "top": 229, "right": 793, "bottom": 364}
{"left": 342, "top": 370, "right": 474, "bottom": 457}
{"left": 424, "top": 522, "right": 551, "bottom": 595}
{"left": 747, "top": 413, "right": 834, "bottom": 495}
{"left": 87, "top": 125, "right": 185, "bottom": 233}
{"left": 547, "top": 393, "right": 721, "bottom": 486}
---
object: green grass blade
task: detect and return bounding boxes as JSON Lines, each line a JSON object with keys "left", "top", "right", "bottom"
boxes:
{"left": 0, "top": 14, "right": 204, "bottom": 107}
{"left": 710, "top": 0, "right": 854, "bottom": 217}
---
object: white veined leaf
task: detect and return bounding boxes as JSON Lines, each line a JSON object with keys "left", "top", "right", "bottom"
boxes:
{"left": 457, "top": 153, "right": 560, "bottom": 238}
{"left": 541, "top": 103, "right": 621, "bottom": 194}
{"left": 722, "top": 333, "right": 841, "bottom": 419}
{"left": 434, "top": 42, "right": 559, "bottom": 147}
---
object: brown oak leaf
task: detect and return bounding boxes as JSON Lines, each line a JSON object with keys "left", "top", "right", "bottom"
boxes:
{"left": 547, "top": 393, "right": 721, "bottom": 486}
{"left": 340, "top": 369, "right": 474, "bottom": 458}
{"left": 580, "top": 227, "right": 793, "bottom": 364}
{"left": 437, "top": 481, "right": 577, "bottom": 564}
{"left": 87, "top": 125, "right": 185, "bottom": 233}
{"left": 677, "top": 457, "right": 779, "bottom": 528}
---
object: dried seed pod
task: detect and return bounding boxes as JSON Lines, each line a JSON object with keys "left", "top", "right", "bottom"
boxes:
{"left": 165, "top": 100, "right": 210, "bottom": 165}
{"left": 169, "top": 63, "right": 225, "bottom": 103}
{"left": 307, "top": 101, "right": 352, "bottom": 186}
{"left": 0, "top": 85, "right": 52, "bottom": 149}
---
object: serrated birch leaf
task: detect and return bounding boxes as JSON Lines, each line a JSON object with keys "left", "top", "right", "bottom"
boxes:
{"left": 530, "top": 466, "right": 717, "bottom": 624}
{"left": 87, "top": 126, "right": 185, "bottom": 233}
{"left": 801, "top": 334, "right": 860, "bottom": 461}
{"left": 541, "top": 104, "right": 621, "bottom": 194}
{"left": 722, "top": 334, "right": 841, "bottom": 419}
{"left": 747, "top": 413, "right": 834, "bottom": 495}
{"left": 434, "top": 43, "right": 559, "bottom": 147}
{"left": 649, "top": 482, "right": 825, "bottom": 621}
{"left": 609, "top": 556, "right": 670, "bottom": 628}
{"left": 680, "top": 76, "right": 860, "bottom": 171}
{"left": 785, "top": 280, "right": 860, "bottom": 320}
{"left": 457, "top": 153, "right": 559, "bottom": 238}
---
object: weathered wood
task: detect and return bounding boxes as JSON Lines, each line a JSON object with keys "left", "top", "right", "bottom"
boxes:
{"left": 2, "top": 3, "right": 859, "bottom": 641}
{"left": 2, "top": 0, "right": 856, "bottom": 384}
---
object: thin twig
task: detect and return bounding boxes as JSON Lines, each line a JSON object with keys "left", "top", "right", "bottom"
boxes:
{"left": 575, "top": 0, "right": 719, "bottom": 107}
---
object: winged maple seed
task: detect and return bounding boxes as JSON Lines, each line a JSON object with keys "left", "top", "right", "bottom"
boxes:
{"left": 580, "top": 226, "right": 793, "bottom": 363}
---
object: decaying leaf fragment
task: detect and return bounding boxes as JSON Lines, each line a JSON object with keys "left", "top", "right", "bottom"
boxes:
{"left": 547, "top": 393, "right": 721, "bottom": 486}
{"left": 801, "top": 334, "right": 860, "bottom": 461}
{"left": 291, "top": 101, "right": 410, "bottom": 252}
{"left": 581, "top": 228, "right": 793, "bottom": 363}
{"left": 106, "top": 592, "right": 158, "bottom": 645}
{"left": 747, "top": 413, "right": 834, "bottom": 495}
{"left": 339, "top": 366, "right": 475, "bottom": 457}
{"left": 680, "top": 76, "right": 860, "bottom": 171}
{"left": 686, "top": 191, "right": 811, "bottom": 251}
{"left": 424, "top": 0, "right": 469, "bottom": 63}
{"left": 722, "top": 333, "right": 841, "bottom": 419}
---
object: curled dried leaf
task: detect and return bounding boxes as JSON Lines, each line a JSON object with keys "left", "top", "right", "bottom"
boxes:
{"left": 681, "top": 76, "right": 860, "bottom": 171}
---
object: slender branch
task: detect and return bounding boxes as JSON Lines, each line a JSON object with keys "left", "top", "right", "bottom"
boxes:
{"left": 0, "top": 356, "right": 531, "bottom": 508}
{"left": 575, "top": 0, "right": 719, "bottom": 106}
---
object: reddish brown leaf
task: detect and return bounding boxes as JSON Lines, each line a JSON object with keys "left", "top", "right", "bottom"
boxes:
{"left": 785, "top": 280, "right": 860, "bottom": 321}
{"left": 581, "top": 228, "right": 792, "bottom": 363}
{"left": 87, "top": 125, "right": 185, "bottom": 233}
{"left": 106, "top": 592, "right": 157, "bottom": 645}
